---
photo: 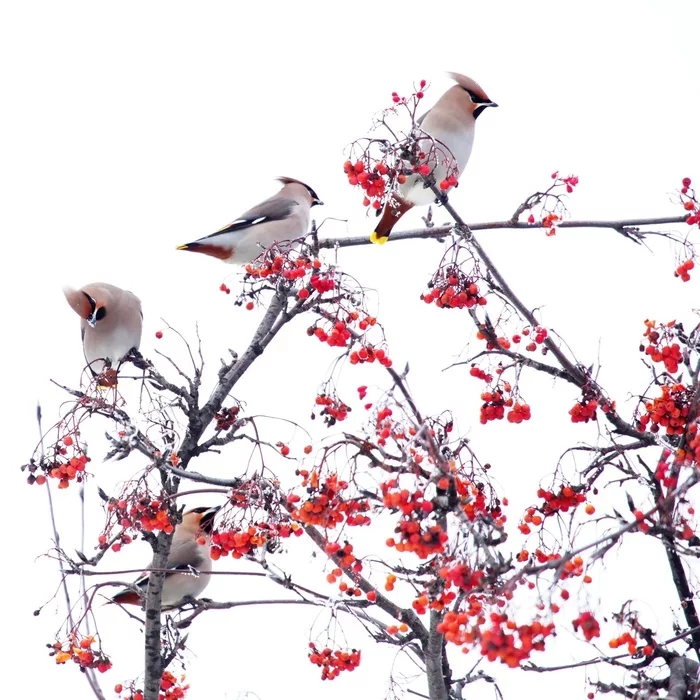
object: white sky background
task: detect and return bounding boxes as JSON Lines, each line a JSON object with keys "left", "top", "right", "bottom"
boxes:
{"left": 3, "top": 1, "right": 700, "bottom": 698}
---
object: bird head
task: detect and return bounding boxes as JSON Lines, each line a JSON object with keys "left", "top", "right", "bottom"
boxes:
{"left": 63, "top": 285, "right": 108, "bottom": 328}
{"left": 446, "top": 72, "right": 498, "bottom": 118}
{"left": 184, "top": 505, "right": 221, "bottom": 535}
{"left": 277, "top": 176, "right": 323, "bottom": 207}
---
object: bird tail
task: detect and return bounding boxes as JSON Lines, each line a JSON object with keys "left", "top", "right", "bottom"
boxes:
{"left": 370, "top": 197, "right": 414, "bottom": 244}
{"left": 108, "top": 589, "right": 143, "bottom": 606}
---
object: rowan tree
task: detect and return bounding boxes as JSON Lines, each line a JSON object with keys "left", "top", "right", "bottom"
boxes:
{"left": 23, "top": 80, "right": 700, "bottom": 700}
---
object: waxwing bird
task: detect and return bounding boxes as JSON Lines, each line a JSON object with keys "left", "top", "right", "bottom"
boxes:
{"left": 63, "top": 282, "right": 143, "bottom": 377}
{"left": 177, "top": 177, "right": 323, "bottom": 264}
{"left": 110, "top": 505, "right": 220, "bottom": 608}
{"left": 371, "top": 72, "right": 497, "bottom": 244}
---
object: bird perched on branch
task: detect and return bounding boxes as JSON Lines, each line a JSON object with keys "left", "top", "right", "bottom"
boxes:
{"left": 109, "top": 505, "right": 220, "bottom": 608}
{"left": 177, "top": 177, "right": 323, "bottom": 265}
{"left": 63, "top": 282, "right": 143, "bottom": 377}
{"left": 371, "top": 72, "right": 497, "bottom": 244}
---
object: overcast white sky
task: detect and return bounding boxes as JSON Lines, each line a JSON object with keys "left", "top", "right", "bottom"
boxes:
{"left": 3, "top": 1, "right": 700, "bottom": 698}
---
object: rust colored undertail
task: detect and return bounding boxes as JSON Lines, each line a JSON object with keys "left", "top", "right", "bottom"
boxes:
{"left": 177, "top": 242, "right": 233, "bottom": 260}
{"left": 370, "top": 197, "right": 414, "bottom": 244}
{"left": 110, "top": 590, "right": 143, "bottom": 606}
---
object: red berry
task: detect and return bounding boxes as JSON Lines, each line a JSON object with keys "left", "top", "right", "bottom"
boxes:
{"left": 155, "top": 331, "right": 163, "bottom": 339}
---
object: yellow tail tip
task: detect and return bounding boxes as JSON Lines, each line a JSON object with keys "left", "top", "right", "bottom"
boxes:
{"left": 370, "top": 231, "right": 388, "bottom": 245}
{"left": 176, "top": 244, "right": 189, "bottom": 251}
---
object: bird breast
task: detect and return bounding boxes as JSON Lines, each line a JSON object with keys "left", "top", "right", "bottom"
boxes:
{"left": 82, "top": 314, "right": 142, "bottom": 373}
{"left": 400, "top": 122, "right": 476, "bottom": 206}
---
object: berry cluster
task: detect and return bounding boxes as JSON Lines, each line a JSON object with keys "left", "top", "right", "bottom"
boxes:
{"left": 244, "top": 252, "right": 322, "bottom": 283}
{"left": 537, "top": 485, "right": 587, "bottom": 516}
{"left": 675, "top": 258, "right": 695, "bottom": 282}
{"left": 214, "top": 405, "right": 240, "bottom": 431}
{"left": 438, "top": 563, "right": 486, "bottom": 593}
{"left": 158, "top": 672, "right": 189, "bottom": 700}
{"left": 210, "top": 525, "right": 267, "bottom": 559}
{"left": 553, "top": 172, "right": 580, "bottom": 193}
{"left": 518, "top": 486, "right": 587, "bottom": 534}
{"left": 380, "top": 477, "right": 456, "bottom": 559}
{"left": 25, "top": 434, "right": 90, "bottom": 489}
{"left": 479, "top": 382, "right": 531, "bottom": 425}
{"left": 641, "top": 320, "right": 683, "bottom": 373}
{"left": 422, "top": 265, "right": 487, "bottom": 310}
{"left": 569, "top": 385, "right": 602, "bottom": 424}
{"left": 308, "top": 313, "right": 391, "bottom": 369}
{"left": 308, "top": 644, "right": 361, "bottom": 681}
{"left": 386, "top": 519, "right": 448, "bottom": 559}
{"left": 107, "top": 495, "right": 173, "bottom": 535}
{"left": 349, "top": 343, "right": 391, "bottom": 367}
{"left": 313, "top": 392, "right": 351, "bottom": 426}
{"left": 290, "top": 471, "right": 371, "bottom": 528}
{"left": 680, "top": 176, "right": 699, "bottom": 225}
{"left": 210, "top": 519, "right": 301, "bottom": 560}
{"left": 390, "top": 80, "right": 427, "bottom": 105}
{"left": 637, "top": 383, "right": 690, "bottom": 435}
{"left": 477, "top": 325, "right": 548, "bottom": 354}
{"left": 374, "top": 406, "right": 397, "bottom": 447}
{"left": 50, "top": 635, "right": 111, "bottom": 673}
{"left": 479, "top": 614, "right": 555, "bottom": 668}
{"left": 114, "top": 672, "right": 189, "bottom": 700}
{"left": 541, "top": 212, "right": 560, "bottom": 236}
{"left": 677, "top": 423, "right": 700, "bottom": 469}
{"left": 343, "top": 159, "right": 388, "bottom": 210}
{"left": 572, "top": 612, "right": 601, "bottom": 642}
{"left": 382, "top": 482, "right": 435, "bottom": 516}
{"left": 654, "top": 448, "right": 678, "bottom": 489}
{"left": 448, "top": 474, "right": 504, "bottom": 524}
{"left": 468, "top": 365, "right": 494, "bottom": 383}
{"left": 99, "top": 493, "right": 173, "bottom": 553}
{"left": 521, "top": 172, "right": 579, "bottom": 236}
{"left": 608, "top": 631, "right": 652, "bottom": 656}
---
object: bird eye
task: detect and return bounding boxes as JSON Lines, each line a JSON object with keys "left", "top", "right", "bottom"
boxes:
{"left": 95, "top": 307, "right": 107, "bottom": 321}
{"left": 465, "top": 89, "right": 488, "bottom": 104}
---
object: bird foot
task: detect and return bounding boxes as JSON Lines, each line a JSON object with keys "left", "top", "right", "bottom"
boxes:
{"left": 126, "top": 348, "right": 150, "bottom": 370}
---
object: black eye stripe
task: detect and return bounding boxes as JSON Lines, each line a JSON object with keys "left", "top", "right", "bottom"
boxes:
{"left": 95, "top": 307, "right": 107, "bottom": 321}
{"left": 465, "top": 89, "right": 490, "bottom": 104}
{"left": 82, "top": 292, "right": 96, "bottom": 314}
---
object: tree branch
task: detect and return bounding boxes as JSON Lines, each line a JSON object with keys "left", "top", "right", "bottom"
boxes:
{"left": 317, "top": 215, "right": 687, "bottom": 249}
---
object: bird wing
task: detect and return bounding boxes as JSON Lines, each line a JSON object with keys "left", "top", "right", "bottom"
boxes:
{"left": 118, "top": 540, "right": 206, "bottom": 592}
{"left": 416, "top": 110, "right": 430, "bottom": 127}
{"left": 202, "top": 196, "right": 299, "bottom": 239}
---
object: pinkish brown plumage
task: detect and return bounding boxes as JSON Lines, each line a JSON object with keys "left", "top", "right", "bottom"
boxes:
{"left": 372, "top": 72, "right": 497, "bottom": 243}
{"left": 63, "top": 282, "right": 143, "bottom": 375}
